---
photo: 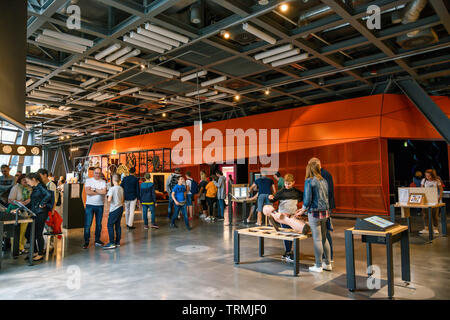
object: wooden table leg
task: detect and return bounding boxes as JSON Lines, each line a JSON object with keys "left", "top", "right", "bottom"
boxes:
{"left": 441, "top": 206, "right": 447, "bottom": 236}
{"left": 345, "top": 230, "right": 356, "bottom": 291}
{"left": 234, "top": 230, "right": 240, "bottom": 264}
{"left": 28, "top": 219, "right": 35, "bottom": 266}
{"left": 366, "top": 242, "right": 373, "bottom": 276}
{"left": 400, "top": 230, "right": 411, "bottom": 283}
{"left": 386, "top": 233, "right": 394, "bottom": 299}
{"left": 259, "top": 237, "right": 264, "bottom": 257}
{"left": 293, "top": 238, "right": 299, "bottom": 276}
{"left": 428, "top": 207, "right": 434, "bottom": 241}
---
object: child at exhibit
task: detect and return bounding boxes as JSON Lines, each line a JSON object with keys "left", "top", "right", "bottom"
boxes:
{"left": 205, "top": 176, "right": 218, "bottom": 222}
{"left": 170, "top": 176, "right": 191, "bottom": 230}
{"left": 104, "top": 174, "right": 124, "bottom": 250}
{"left": 419, "top": 169, "right": 443, "bottom": 234}
{"left": 267, "top": 174, "right": 304, "bottom": 262}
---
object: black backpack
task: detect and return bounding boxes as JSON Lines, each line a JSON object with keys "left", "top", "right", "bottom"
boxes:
{"left": 168, "top": 173, "right": 180, "bottom": 192}
{"left": 189, "top": 179, "right": 199, "bottom": 195}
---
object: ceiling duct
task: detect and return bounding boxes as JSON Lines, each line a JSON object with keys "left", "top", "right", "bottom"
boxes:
{"left": 396, "top": 0, "right": 437, "bottom": 49}
{"left": 297, "top": 4, "right": 333, "bottom": 26}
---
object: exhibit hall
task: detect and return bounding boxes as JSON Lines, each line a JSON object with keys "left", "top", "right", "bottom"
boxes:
{"left": 0, "top": 0, "right": 449, "bottom": 313}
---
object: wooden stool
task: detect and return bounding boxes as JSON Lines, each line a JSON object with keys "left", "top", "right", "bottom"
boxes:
{"left": 44, "top": 232, "right": 65, "bottom": 261}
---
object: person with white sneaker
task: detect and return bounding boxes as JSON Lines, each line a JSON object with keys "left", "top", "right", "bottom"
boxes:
{"left": 295, "top": 160, "right": 332, "bottom": 273}
{"left": 419, "top": 169, "right": 443, "bottom": 235}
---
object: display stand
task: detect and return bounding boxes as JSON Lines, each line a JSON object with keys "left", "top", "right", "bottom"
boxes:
{"left": 234, "top": 226, "right": 310, "bottom": 276}
{"left": 392, "top": 187, "right": 447, "bottom": 241}
{"left": 345, "top": 225, "right": 410, "bottom": 299}
{"left": 63, "top": 183, "right": 85, "bottom": 229}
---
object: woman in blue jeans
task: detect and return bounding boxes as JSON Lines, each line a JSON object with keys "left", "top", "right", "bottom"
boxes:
{"left": 140, "top": 173, "right": 158, "bottom": 229}
{"left": 296, "top": 160, "right": 331, "bottom": 273}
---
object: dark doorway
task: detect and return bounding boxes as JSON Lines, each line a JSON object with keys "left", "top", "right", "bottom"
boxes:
{"left": 388, "top": 140, "right": 449, "bottom": 201}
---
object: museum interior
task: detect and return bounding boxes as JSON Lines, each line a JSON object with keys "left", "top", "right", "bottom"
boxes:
{"left": 0, "top": 0, "right": 449, "bottom": 301}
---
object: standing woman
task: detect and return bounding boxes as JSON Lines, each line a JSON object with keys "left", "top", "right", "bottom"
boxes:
{"left": 295, "top": 160, "right": 331, "bottom": 273}
{"left": 198, "top": 171, "right": 208, "bottom": 219}
{"left": 420, "top": 169, "right": 443, "bottom": 234}
{"left": 205, "top": 176, "right": 218, "bottom": 222}
{"left": 25, "top": 173, "right": 53, "bottom": 261}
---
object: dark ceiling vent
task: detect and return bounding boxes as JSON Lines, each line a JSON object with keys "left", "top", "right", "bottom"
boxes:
{"left": 397, "top": 28, "right": 438, "bottom": 49}
{"left": 233, "top": 32, "right": 257, "bottom": 45}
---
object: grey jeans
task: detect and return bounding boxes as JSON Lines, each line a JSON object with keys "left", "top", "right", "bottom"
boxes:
{"left": 308, "top": 213, "right": 331, "bottom": 267}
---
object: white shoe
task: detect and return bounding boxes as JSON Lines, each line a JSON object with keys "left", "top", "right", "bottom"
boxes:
{"left": 205, "top": 216, "right": 211, "bottom": 222}
{"left": 433, "top": 229, "right": 439, "bottom": 234}
{"left": 309, "top": 265, "right": 323, "bottom": 273}
{"left": 200, "top": 214, "right": 206, "bottom": 219}
{"left": 322, "top": 262, "right": 332, "bottom": 271}
{"left": 419, "top": 229, "right": 429, "bottom": 234}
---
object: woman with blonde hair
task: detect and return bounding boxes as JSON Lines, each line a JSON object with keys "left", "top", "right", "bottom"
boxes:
{"left": 296, "top": 160, "right": 331, "bottom": 273}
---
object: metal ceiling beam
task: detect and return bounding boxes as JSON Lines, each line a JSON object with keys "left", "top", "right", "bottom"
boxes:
{"left": 27, "top": 0, "right": 69, "bottom": 38}
{"left": 429, "top": 0, "right": 450, "bottom": 35}
{"left": 394, "top": 77, "right": 450, "bottom": 143}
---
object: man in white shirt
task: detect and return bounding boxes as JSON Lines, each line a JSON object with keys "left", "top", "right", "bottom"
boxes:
{"left": 83, "top": 167, "right": 107, "bottom": 249}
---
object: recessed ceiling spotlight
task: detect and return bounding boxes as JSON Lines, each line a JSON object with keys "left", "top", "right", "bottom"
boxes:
{"left": 234, "top": 94, "right": 240, "bottom": 101}
{"left": 220, "top": 30, "right": 230, "bottom": 39}
{"left": 140, "top": 63, "right": 146, "bottom": 70}
{"left": 264, "top": 88, "right": 270, "bottom": 95}
{"left": 280, "top": 3, "right": 288, "bottom": 12}
{"left": 258, "top": 0, "right": 269, "bottom": 5}
{"left": 162, "top": 112, "right": 167, "bottom": 117}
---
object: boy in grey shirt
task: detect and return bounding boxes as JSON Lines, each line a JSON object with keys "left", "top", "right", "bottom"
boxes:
{"left": 104, "top": 174, "right": 124, "bottom": 249}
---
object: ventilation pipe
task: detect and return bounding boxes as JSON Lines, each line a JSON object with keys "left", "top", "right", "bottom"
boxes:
{"left": 401, "top": 0, "right": 428, "bottom": 37}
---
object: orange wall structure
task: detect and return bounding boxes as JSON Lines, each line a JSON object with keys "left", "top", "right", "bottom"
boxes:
{"left": 90, "top": 94, "right": 450, "bottom": 215}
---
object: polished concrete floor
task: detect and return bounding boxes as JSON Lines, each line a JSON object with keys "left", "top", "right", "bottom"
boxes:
{"left": 0, "top": 210, "right": 449, "bottom": 300}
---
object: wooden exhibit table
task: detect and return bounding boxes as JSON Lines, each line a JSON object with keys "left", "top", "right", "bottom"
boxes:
{"left": 0, "top": 218, "right": 35, "bottom": 269}
{"left": 345, "top": 225, "right": 410, "bottom": 299}
{"left": 231, "top": 198, "right": 256, "bottom": 223}
{"left": 234, "top": 226, "right": 310, "bottom": 276}
{"left": 391, "top": 202, "right": 446, "bottom": 241}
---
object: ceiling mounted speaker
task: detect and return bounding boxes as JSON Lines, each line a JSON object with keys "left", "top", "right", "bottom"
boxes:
{"left": 190, "top": 3, "right": 201, "bottom": 24}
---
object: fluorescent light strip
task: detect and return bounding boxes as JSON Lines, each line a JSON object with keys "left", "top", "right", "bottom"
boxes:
{"left": 120, "top": 87, "right": 140, "bottom": 96}
{"left": 123, "top": 35, "right": 165, "bottom": 54}
{"left": 84, "top": 59, "right": 123, "bottom": 72}
{"left": 105, "top": 46, "right": 132, "bottom": 63}
{"left": 144, "top": 23, "right": 189, "bottom": 44}
{"left": 26, "top": 79, "right": 34, "bottom": 87}
{"left": 137, "top": 27, "right": 180, "bottom": 47}
{"left": 86, "top": 92, "right": 102, "bottom": 100}
{"left": 115, "top": 49, "right": 140, "bottom": 65}
{"left": 70, "top": 100, "right": 97, "bottom": 107}
{"left": 72, "top": 66, "right": 109, "bottom": 78}
{"left": 213, "top": 85, "right": 237, "bottom": 95}
{"left": 78, "top": 62, "right": 118, "bottom": 75}
{"left": 32, "top": 90, "right": 64, "bottom": 98}
{"left": 151, "top": 65, "right": 180, "bottom": 77}
{"left": 242, "top": 23, "right": 276, "bottom": 45}
{"left": 26, "top": 70, "right": 47, "bottom": 77}
{"left": 168, "top": 100, "right": 186, "bottom": 106}
{"left": 132, "top": 93, "right": 160, "bottom": 101}
{"left": 38, "top": 87, "right": 71, "bottom": 95}
{"left": 213, "top": 99, "right": 236, "bottom": 107}
{"left": 47, "top": 81, "right": 80, "bottom": 91}
{"left": 95, "top": 43, "right": 121, "bottom": 60}
{"left": 180, "top": 70, "right": 207, "bottom": 82}
{"left": 129, "top": 32, "right": 172, "bottom": 50}
{"left": 202, "top": 90, "right": 219, "bottom": 97}
{"left": 97, "top": 82, "right": 117, "bottom": 91}
{"left": 174, "top": 96, "right": 195, "bottom": 103}
{"left": 138, "top": 91, "right": 166, "bottom": 98}
{"left": 205, "top": 93, "right": 227, "bottom": 101}
{"left": 28, "top": 93, "right": 62, "bottom": 102}
{"left": 42, "top": 29, "right": 93, "bottom": 47}
{"left": 262, "top": 49, "right": 300, "bottom": 64}
{"left": 36, "top": 34, "right": 87, "bottom": 53}
{"left": 201, "top": 76, "right": 227, "bottom": 87}
{"left": 144, "top": 68, "right": 173, "bottom": 79}
{"left": 80, "top": 77, "right": 98, "bottom": 87}
{"left": 254, "top": 44, "right": 293, "bottom": 60}
{"left": 271, "top": 53, "right": 309, "bottom": 67}
{"left": 26, "top": 64, "right": 51, "bottom": 74}
{"left": 185, "top": 89, "right": 208, "bottom": 97}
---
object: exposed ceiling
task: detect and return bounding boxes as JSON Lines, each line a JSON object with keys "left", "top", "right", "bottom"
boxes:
{"left": 23, "top": 0, "right": 450, "bottom": 151}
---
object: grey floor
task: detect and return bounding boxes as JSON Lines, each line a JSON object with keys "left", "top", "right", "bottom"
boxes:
{"left": 0, "top": 211, "right": 449, "bottom": 300}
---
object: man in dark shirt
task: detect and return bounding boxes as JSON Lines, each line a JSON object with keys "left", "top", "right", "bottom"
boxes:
{"left": 250, "top": 170, "right": 276, "bottom": 225}
{"left": 120, "top": 167, "right": 140, "bottom": 230}
{"left": 309, "top": 157, "right": 335, "bottom": 261}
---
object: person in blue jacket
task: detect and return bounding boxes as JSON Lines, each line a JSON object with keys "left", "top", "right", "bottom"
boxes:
{"left": 120, "top": 167, "right": 140, "bottom": 230}
{"left": 140, "top": 173, "right": 158, "bottom": 230}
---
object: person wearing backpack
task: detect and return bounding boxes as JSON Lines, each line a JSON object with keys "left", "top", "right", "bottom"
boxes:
{"left": 140, "top": 173, "right": 159, "bottom": 230}
{"left": 214, "top": 170, "right": 226, "bottom": 221}
{"left": 166, "top": 168, "right": 181, "bottom": 220}
{"left": 185, "top": 171, "right": 199, "bottom": 221}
